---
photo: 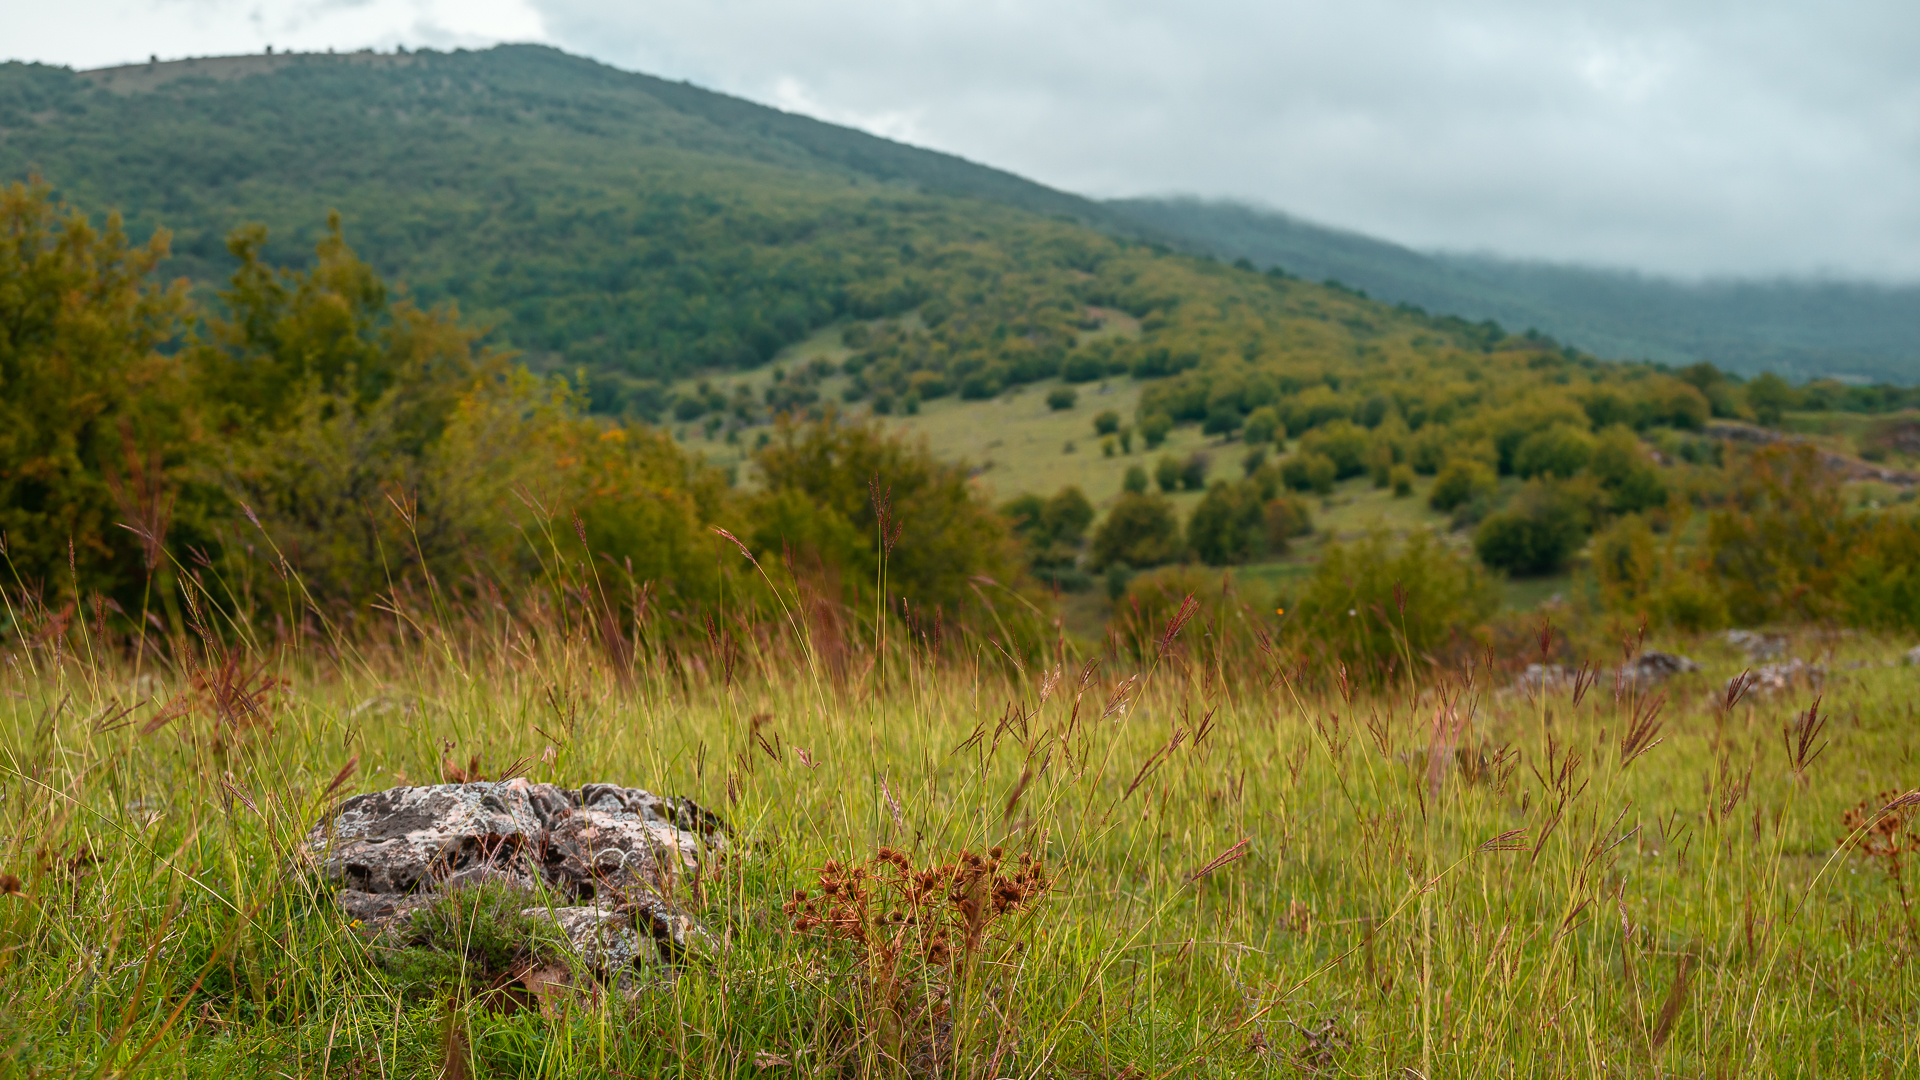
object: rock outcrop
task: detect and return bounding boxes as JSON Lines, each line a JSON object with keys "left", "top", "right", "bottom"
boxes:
{"left": 304, "top": 780, "right": 727, "bottom": 976}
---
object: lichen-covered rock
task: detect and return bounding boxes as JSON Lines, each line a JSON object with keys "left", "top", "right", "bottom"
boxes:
{"left": 1733, "top": 659, "right": 1825, "bottom": 696}
{"left": 1617, "top": 651, "right": 1699, "bottom": 690}
{"left": 303, "top": 780, "right": 725, "bottom": 902}
{"left": 1725, "top": 630, "right": 1787, "bottom": 661}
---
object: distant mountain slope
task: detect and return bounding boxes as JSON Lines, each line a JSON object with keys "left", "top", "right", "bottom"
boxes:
{"left": 0, "top": 45, "right": 1171, "bottom": 394}
{"left": 1109, "top": 197, "right": 1920, "bottom": 383}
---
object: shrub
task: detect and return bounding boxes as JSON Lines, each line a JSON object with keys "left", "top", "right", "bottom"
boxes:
{"left": 1587, "top": 425, "right": 1667, "bottom": 514}
{"left": 1281, "top": 452, "right": 1337, "bottom": 495}
{"left": 1368, "top": 443, "right": 1394, "bottom": 488}
{"left": 1512, "top": 423, "right": 1594, "bottom": 479}
{"left": 1155, "top": 454, "right": 1181, "bottom": 493}
{"left": 1286, "top": 530, "right": 1498, "bottom": 679}
{"left": 1093, "top": 409, "right": 1121, "bottom": 435}
{"left": 1113, "top": 564, "right": 1274, "bottom": 662}
{"left": 1141, "top": 412, "right": 1174, "bottom": 449}
{"left": 1047, "top": 386, "right": 1078, "bottom": 411}
{"left": 1298, "top": 420, "right": 1369, "bottom": 478}
{"left": 1062, "top": 352, "right": 1106, "bottom": 383}
{"left": 1242, "top": 447, "right": 1268, "bottom": 476}
{"left": 1264, "top": 494, "right": 1314, "bottom": 552}
{"left": 1180, "top": 453, "right": 1210, "bottom": 491}
{"left": 1188, "top": 480, "right": 1266, "bottom": 565}
{"left": 1089, "top": 491, "right": 1182, "bottom": 570}
{"left": 1473, "top": 481, "right": 1589, "bottom": 575}
{"left": 1746, "top": 371, "right": 1795, "bottom": 427}
{"left": 1242, "top": 406, "right": 1281, "bottom": 445}
{"left": 1429, "top": 460, "right": 1496, "bottom": 512}
{"left": 1123, "top": 465, "right": 1149, "bottom": 493}
{"left": 753, "top": 413, "right": 1026, "bottom": 612}
{"left": 1390, "top": 464, "right": 1415, "bottom": 497}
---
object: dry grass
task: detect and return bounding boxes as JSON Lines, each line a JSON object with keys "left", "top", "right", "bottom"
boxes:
{"left": 2, "top": 571, "right": 1918, "bottom": 1077}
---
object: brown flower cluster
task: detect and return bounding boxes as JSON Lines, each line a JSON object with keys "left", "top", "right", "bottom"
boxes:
{"left": 784, "top": 845, "right": 1053, "bottom": 967}
{"left": 1842, "top": 790, "right": 1920, "bottom": 879}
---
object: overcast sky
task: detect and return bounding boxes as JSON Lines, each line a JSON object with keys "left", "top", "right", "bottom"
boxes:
{"left": 12, "top": 0, "right": 1920, "bottom": 280}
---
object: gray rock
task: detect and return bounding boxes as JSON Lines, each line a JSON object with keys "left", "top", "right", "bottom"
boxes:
{"left": 1618, "top": 651, "right": 1700, "bottom": 690}
{"left": 1905, "top": 645, "right": 1920, "bottom": 667}
{"left": 304, "top": 780, "right": 726, "bottom": 978}
{"left": 1732, "top": 659, "right": 1824, "bottom": 696}
{"left": 303, "top": 780, "right": 725, "bottom": 902}
{"left": 1725, "top": 630, "right": 1787, "bottom": 661}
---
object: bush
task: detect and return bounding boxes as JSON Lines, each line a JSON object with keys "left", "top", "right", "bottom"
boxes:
{"left": 1089, "top": 491, "right": 1182, "bottom": 570}
{"left": 1390, "top": 464, "right": 1415, "bottom": 497}
{"left": 1062, "top": 352, "right": 1106, "bottom": 383}
{"left": 1280, "top": 452, "right": 1337, "bottom": 495}
{"left": 1155, "top": 454, "right": 1182, "bottom": 493}
{"left": 1188, "top": 480, "right": 1267, "bottom": 565}
{"left": 1242, "top": 405, "right": 1281, "bottom": 445}
{"left": 1047, "top": 386, "right": 1078, "bottom": 411}
{"left": 1298, "top": 420, "right": 1369, "bottom": 478}
{"left": 1512, "top": 423, "right": 1594, "bottom": 479}
{"left": 1179, "top": 453, "right": 1210, "bottom": 491}
{"left": 1285, "top": 530, "right": 1498, "bottom": 679}
{"left": 1123, "top": 465, "right": 1149, "bottom": 493}
{"left": 1093, "top": 409, "right": 1121, "bottom": 435}
{"left": 1002, "top": 486, "right": 1094, "bottom": 572}
{"left": 1141, "top": 412, "right": 1174, "bottom": 449}
{"left": 1264, "top": 494, "right": 1314, "bottom": 552}
{"left": 1429, "top": 460, "right": 1496, "bottom": 512}
{"left": 1587, "top": 425, "right": 1667, "bottom": 514}
{"left": 753, "top": 413, "right": 1026, "bottom": 612}
{"left": 1473, "top": 481, "right": 1589, "bottom": 575}
{"left": 1113, "top": 564, "right": 1273, "bottom": 661}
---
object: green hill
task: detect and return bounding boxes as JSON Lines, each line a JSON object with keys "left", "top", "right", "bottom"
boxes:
{"left": 0, "top": 45, "right": 1181, "bottom": 410}
{"left": 1110, "top": 197, "right": 1920, "bottom": 384}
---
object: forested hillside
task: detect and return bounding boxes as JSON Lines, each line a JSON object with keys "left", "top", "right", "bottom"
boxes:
{"left": 0, "top": 45, "right": 1171, "bottom": 415}
{"left": 1115, "top": 197, "right": 1920, "bottom": 384}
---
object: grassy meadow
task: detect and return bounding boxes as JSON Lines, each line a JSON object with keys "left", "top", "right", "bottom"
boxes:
{"left": 3, "top": 570, "right": 1918, "bottom": 1079}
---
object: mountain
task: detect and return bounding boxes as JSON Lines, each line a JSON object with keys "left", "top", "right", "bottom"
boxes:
{"left": 0, "top": 45, "right": 1180, "bottom": 407}
{"left": 1108, "top": 198, "right": 1920, "bottom": 384}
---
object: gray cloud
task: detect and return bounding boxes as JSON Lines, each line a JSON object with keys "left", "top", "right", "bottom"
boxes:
{"left": 528, "top": 0, "right": 1920, "bottom": 280}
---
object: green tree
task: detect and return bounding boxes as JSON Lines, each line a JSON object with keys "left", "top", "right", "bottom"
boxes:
{"left": 1188, "top": 480, "right": 1266, "bottom": 565}
{"left": 1122, "top": 465, "right": 1149, "bottom": 494}
{"left": 1093, "top": 409, "right": 1121, "bottom": 435}
{"left": 1587, "top": 425, "right": 1667, "bottom": 514}
{"left": 1429, "top": 460, "right": 1496, "bottom": 512}
{"left": 1746, "top": 372, "right": 1795, "bottom": 427}
{"left": 1242, "top": 405, "right": 1281, "bottom": 445}
{"left": 1281, "top": 452, "right": 1337, "bottom": 495}
{"left": 0, "top": 178, "right": 194, "bottom": 604}
{"left": 1141, "top": 412, "right": 1174, "bottom": 450}
{"left": 754, "top": 411, "right": 1025, "bottom": 611}
{"left": 1089, "top": 491, "right": 1181, "bottom": 570}
{"left": 1512, "top": 423, "right": 1594, "bottom": 479}
{"left": 1287, "top": 530, "right": 1497, "bottom": 679}
{"left": 1474, "top": 481, "right": 1588, "bottom": 574}
{"left": 1155, "top": 454, "right": 1182, "bottom": 493}
{"left": 1047, "top": 386, "right": 1078, "bottom": 411}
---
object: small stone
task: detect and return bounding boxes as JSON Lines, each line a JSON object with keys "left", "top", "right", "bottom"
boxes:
{"left": 1725, "top": 630, "right": 1787, "bottom": 661}
{"left": 1618, "top": 651, "right": 1699, "bottom": 690}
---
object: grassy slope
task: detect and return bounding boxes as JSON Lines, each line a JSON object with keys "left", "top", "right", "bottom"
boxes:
{"left": 1111, "top": 196, "right": 1920, "bottom": 384}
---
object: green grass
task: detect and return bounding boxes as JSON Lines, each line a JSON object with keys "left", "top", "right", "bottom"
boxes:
{"left": 4, "top": 594, "right": 1918, "bottom": 1077}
